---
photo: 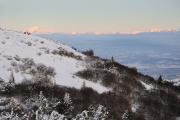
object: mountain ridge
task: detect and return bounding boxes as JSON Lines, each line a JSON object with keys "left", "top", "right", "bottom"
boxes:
{"left": 0, "top": 28, "right": 180, "bottom": 120}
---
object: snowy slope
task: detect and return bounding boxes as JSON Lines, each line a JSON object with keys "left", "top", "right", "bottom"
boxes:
{"left": 0, "top": 28, "right": 109, "bottom": 93}
{"left": 164, "top": 78, "right": 180, "bottom": 86}
{"left": 140, "top": 81, "right": 154, "bottom": 90}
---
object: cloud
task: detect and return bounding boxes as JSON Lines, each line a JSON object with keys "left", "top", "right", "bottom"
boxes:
{"left": 148, "top": 28, "right": 178, "bottom": 33}
{"left": 149, "top": 28, "right": 162, "bottom": 32}
{"left": 130, "top": 31, "right": 142, "bottom": 35}
{"left": 25, "top": 26, "right": 56, "bottom": 33}
{"left": 26, "top": 26, "right": 40, "bottom": 33}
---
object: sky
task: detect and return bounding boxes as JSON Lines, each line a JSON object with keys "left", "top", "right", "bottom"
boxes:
{"left": 0, "top": 0, "right": 180, "bottom": 34}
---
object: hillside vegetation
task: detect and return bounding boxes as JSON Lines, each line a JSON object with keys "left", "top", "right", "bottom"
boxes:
{"left": 0, "top": 28, "right": 180, "bottom": 120}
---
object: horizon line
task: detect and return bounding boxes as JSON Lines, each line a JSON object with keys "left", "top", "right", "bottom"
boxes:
{"left": 1, "top": 26, "right": 180, "bottom": 36}
{"left": 35, "top": 29, "right": 180, "bottom": 36}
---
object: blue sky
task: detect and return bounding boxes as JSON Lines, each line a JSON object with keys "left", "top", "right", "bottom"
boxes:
{"left": 0, "top": 0, "right": 180, "bottom": 33}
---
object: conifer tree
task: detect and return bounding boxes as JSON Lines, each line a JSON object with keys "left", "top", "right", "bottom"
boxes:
{"left": 9, "top": 71, "right": 15, "bottom": 84}
{"left": 63, "top": 92, "right": 73, "bottom": 117}
{"left": 122, "top": 110, "right": 134, "bottom": 120}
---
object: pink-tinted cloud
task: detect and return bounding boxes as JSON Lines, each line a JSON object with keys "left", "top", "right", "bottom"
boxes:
{"left": 26, "top": 26, "right": 40, "bottom": 33}
{"left": 25, "top": 26, "right": 56, "bottom": 33}
{"left": 149, "top": 28, "right": 162, "bottom": 32}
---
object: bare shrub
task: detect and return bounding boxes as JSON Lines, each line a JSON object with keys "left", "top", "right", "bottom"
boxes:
{"left": 36, "top": 64, "right": 55, "bottom": 77}
{"left": 11, "top": 61, "right": 17, "bottom": 67}
{"left": 20, "top": 58, "right": 35, "bottom": 71}
{"left": 76, "top": 69, "right": 94, "bottom": 80}
{"left": 14, "top": 55, "right": 21, "bottom": 61}
{"left": 6, "top": 37, "right": 10, "bottom": 39}
{"left": 45, "top": 49, "right": 50, "bottom": 54}
{"left": 32, "top": 73, "right": 53, "bottom": 86}
{"left": 1, "top": 41, "right": 6, "bottom": 44}
{"left": 11, "top": 57, "right": 56, "bottom": 86}
{"left": 29, "top": 63, "right": 56, "bottom": 86}
{"left": 52, "top": 49, "right": 82, "bottom": 60}
{"left": 22, "top": 58, "right": 35, "bottom": 66}
{"left": 39, "top": 47, "right": 50, "bottom": 54}
{"left": 27, "top": 42, "right": 32, "bottom": 46}
{"left": 76, "top": 69, "right": 118, "bottom": 87}
{"left": 24, "top": 32, "right": 31, "bottom": 35}
{"left": 37, "top": 52, "right": 42, "bottom": 56}
{"left": 3, "top": 55, "right": 13, "bottom": 60}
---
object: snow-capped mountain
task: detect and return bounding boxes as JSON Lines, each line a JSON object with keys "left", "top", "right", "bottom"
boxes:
{"left": 0, "top": 28, "right": 109, "bottom": 93}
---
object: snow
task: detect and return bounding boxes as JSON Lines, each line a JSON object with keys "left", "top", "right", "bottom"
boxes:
{"left": 0, "top": 28, "right": 110, "bottom": 93}
{"left": 140, "top": 81, "right": 154, "bottom": 90}
{"left": 172, "top": 78, "right": 180, "bottom": 86}
{"left": 169, "top": 78, "right": 180, "bottom": 86}
{"left": 131, "top": 103, "right": 140, "bottom": 112}
{"left": 176, "top": 117, "right": 180, "bottom": 120}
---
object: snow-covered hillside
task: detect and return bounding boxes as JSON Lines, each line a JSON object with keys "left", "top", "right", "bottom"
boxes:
{"left": 0, "top": 28, "right": 109, "bottom": 93}
{"left": 1, "top": 28, "right": 180, "bottom": 120}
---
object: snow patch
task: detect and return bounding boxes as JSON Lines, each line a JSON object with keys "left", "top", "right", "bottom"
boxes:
{"left": 163, "top": 78, "right": 180, "bottom": 86}
{"left": 140, "top": 81, "right": 154, "bottom": 90}
{"left": 131, "top": 103, "right": 140, "bottom": 112}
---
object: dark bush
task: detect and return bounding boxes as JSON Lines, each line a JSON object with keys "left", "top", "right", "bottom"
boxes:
{"left": 102, "top": 72, "right": 116, "bottom": 87}
{"left": 76, "top": 69, "right": 94, "bottom": 80}
{"left": 52, "top": 49, "right": 82, "bottom": 60}
{"left": 82, "top": 49, "right": 94, "bottom": 56}
{"left": 24, "top": 32, "right": 31, "bottom": 35}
